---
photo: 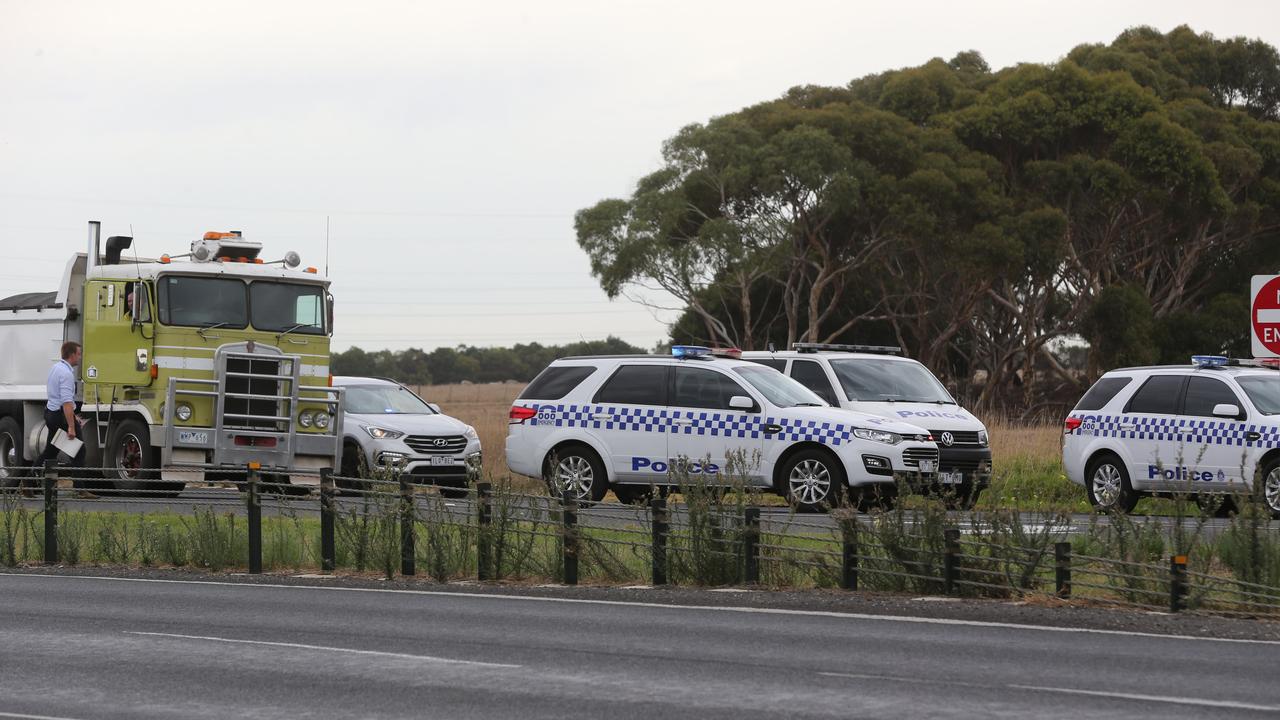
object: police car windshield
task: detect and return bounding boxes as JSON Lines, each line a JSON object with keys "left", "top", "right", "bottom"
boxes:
{"left": 1236, "top": 376, "right": 1280, "bottom": 415}
{"left": 344, "top": 385, "right": 435, "bottom": 415}
{"left": 829, "top": 358, "right": 954, "bottom": 404}
{"left": 732, "top": 365, "right": 827, "bottom": 408}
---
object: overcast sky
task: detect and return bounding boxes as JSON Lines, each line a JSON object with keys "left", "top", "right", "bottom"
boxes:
{"left": 2, "top": 0, "right": 1276, "bottom": 352}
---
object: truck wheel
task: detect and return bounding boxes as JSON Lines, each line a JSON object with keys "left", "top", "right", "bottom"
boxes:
{"left": 1085, "top": 454, "right": 1138, "bottom": 513}
{"left": 0, "top": 417, "right": 26, "bottom": 489}
{"left": 544, "top": 444, "right": 607, "bottom": 504}
{"left": 105, "top": 419, "right": 170, "bottom": 495}
{"left": 782, "top": 448, "right": 846, "bottom": 513}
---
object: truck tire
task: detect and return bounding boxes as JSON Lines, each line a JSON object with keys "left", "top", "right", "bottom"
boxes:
{"left": 0, "top": 417, "right": 25, "bottom": 489}
{"left": 105, "top": 418, "right": 171, "bottom": 496}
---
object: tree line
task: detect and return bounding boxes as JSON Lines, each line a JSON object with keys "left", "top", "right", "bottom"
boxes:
{"left": 575, "top": 25, "right": 1280, "bottom": 412}
{"left": 330, "top": 337, "right": 646, "bottom": 385}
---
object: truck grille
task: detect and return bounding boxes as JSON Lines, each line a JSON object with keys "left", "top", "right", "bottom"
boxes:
{"left": 224, "top": 356, "right": 287, "bottom": 430}
{"left": 404, "top": 435, "right": 467, "bottom": 455}
{"left": 902, "top": 447, "right": 940, "bottom": 469}
{"left": 930, "top": 430, "right": 981, "bottom": 446}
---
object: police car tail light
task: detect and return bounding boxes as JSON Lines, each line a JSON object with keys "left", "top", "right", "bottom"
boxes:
{"left": 671, "top": 345, "right": 712, "bottom": 359}
{"left": 1064, "top": 416, "right": 1082, "bottom": 433}
{"left": 509, "top": 406, "right": 537, "bottom": 424}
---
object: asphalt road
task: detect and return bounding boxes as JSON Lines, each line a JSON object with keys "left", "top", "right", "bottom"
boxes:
{"left": 0, "top": 573, "right": 1277, "bottom": 719}
{"left": 9, "top": 488, "right": 1274, "bottom": 538}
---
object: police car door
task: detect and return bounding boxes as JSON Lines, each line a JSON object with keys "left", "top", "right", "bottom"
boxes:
{"left": 588, "top": 364, "right": 671, "bottom": 483}
{"left": 668, "top": 366, "right": 765, "bottom": 483}
{"left": 1120, "top": 374, "right": 1189, "bottom": 492}
{"left": 1180, "top": 376, "right": 1250, "bottom": 489}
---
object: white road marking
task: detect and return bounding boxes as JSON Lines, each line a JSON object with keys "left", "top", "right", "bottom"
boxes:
{"left": 1009, "top": 684, "right": 1280, "bottom": 712}
{"left": 7, "top": 573, "right": 1280, "bottom": 647}
{"left": 125, "top": 631, "right": 521, "bottom": 669}
{"left": 0, "top": 712, "right": 88, "bottom": 720}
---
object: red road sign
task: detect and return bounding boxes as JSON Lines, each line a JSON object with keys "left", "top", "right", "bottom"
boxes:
{"left": 1252, "top": 275, "right": 1280, "bottom": 357}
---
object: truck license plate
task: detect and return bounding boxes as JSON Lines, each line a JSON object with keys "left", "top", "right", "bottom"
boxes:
{"left": 917, "top": 460, "right": 937, "bottom": 473}
{"left": 941, "top": 471, "right": 964, "bottom": 484}
{"left": 430, "top": 456, "right": 454, "bottom": 467}
{"left": 178, "top": 431, "right": 209, "bottom": 445}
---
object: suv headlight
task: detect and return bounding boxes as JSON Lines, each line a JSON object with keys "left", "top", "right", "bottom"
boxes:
{"left": 853, "top": 428, "right": 902, "bottom": 445}
{"left": 978, "top": 429, "right": 989, "bottom": 447}
{"left": 463, "top": 424, "right": 478, "bottom": 441}
{"left": 363, "top": 425, "right": 404, "bottom": 440}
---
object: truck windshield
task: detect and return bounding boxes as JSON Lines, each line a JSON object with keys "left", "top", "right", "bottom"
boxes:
{"left": 344, "top": 385, "right": 435, "bottom": 415}
{"left": 732, "top": 365, "right": 827, "bottom": 408}
{"left": 829, "top": 358, "right": 954, "bottom": 403}
{"left": 157, "top": 276, "right": 248, "bottom": 329}
{"left": 250, "top": 282, "right": 326, "bottom": 335}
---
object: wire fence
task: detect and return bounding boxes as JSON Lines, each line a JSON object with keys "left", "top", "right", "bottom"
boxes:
{"left": 2, "top": 462, "right": 1279, "bottom": 619}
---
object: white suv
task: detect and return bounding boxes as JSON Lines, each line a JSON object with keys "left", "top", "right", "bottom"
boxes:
{"left": 505, "top": 347, "right": 940, "bottom": 511}
{"left": 741, "top": 344, "right": 991, "bottom": 508}
{"left": 1064, "top": 356, "right": 1280, "bottom": 517}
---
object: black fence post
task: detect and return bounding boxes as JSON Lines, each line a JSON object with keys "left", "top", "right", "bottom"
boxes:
{"left": 839, "top": 513, "right": 859, "bottom": 591}
{"left": 399, "top": 474, "right": 416, "bottom": 577}
{"left": 1170, "top": 554, "right": 1188, "bottom": 613}
{"left": 42, "top": 461, "right": 57, "bottom": 564}
{"left": 562, "top": 489, "right": 578, "bottom": 586}
{"left": 943, "top": 528, "right": 960, "bottom": 595}
{"left": 246, "top": 463, "right": 262, "bottom": 574}
{"left": 743, "top": 507, "right": 760, "bottom": 585}
{"left": 320, "top": 468, "right": 336, "bottom": 574}
{"left": 1054, "top": 541, "right": 1072, "bottom": 599}
{"left": 650, "top": 496, "right": 668, "bottom": 586}
{"left": 477, "top": 482, "right": 492, "bottom": 581}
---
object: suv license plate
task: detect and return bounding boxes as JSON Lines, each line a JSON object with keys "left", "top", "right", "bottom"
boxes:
{"left": 941, "top": 471, "right": 964, "bottom": 484}
{"left": 430, "top": 456, "right": 455, "bottom": 467}
{"left": 917, "top": 460, "right": 937, "bottom": 474}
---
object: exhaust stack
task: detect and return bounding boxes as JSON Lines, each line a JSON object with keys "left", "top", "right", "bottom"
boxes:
{"left": 86, "top": 221, "right": 101, "bottom": 275}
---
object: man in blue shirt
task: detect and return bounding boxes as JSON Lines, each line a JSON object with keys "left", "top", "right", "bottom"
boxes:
{"left": 38, "top": 341, "right": 86, "bottom": 468}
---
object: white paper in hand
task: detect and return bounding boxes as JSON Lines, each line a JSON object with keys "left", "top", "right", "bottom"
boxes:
{"left": 51, "top": 428, "right": 83, "bottom": 458}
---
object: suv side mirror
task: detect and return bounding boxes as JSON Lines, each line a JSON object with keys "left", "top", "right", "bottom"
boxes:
{"left": 729, "top": 395, "right": 755, "bottom": 411}
{"left": 1212, "top": 403, "right": 1242, "bottom": 420}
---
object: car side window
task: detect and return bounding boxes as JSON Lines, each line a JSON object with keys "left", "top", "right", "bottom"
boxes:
{"left": 789, "top": 360, "right": 839, "bottom": 405}
{"left": 1074, "top": 376, "right": 1132, "bottom": 411}
{"left": 1125, "top": 375, "right": 1186, "bottom": 415}
{"left": 673, "top": 367, "right": 751, "bottom": 410}
{"left": 1183, "top": 377, "right": 1243, "bottom": 418}
{"left": 593, "top": 365, "right": 668, "bottom": 406}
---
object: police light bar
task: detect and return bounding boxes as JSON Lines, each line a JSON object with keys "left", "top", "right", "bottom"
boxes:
{"left": 672, "top": 345, "right": 713, "bottom": 359}
{"left": 793, "top": 342, "right": 902, "bottom": 355}
{"left": 1191, "top": 355, "right": 1230, "bottom": 368}
{"left": 710, "top": 347, "right": 742, "bottom": 359}
{"left": 1235, "top": 358, "right": 1280, "bottom": 370}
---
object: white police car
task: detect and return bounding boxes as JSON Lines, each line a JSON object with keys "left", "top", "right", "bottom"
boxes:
{"left": 741, "top": 344, "right": 991, "bottom": 508}
{"left": 505, "top": 347, "right": 940, "bottom": 511}
{"left": 1064, "top": 355, "right": 1280, "bottom": 517}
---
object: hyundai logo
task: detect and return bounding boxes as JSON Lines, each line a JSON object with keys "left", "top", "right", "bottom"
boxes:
{"left": 433, "top": 438, "right": 448, "bottom": 447}
{"left": 940, "top": 432, "right": 955, "bottom": 447}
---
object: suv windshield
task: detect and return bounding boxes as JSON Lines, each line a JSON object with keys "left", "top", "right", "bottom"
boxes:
{"left": 732, "top": 365, "right": 826, "bottom": 408}
{"left": 829, "top": 358, "right": 954, "bottom": 403}
{"left": 157, "top": 276, "right": 248, "bottom": 329}
{"left": 250, "top": 282, "right": 326, "bottom": 335}
{"left": 345, "top": 385, "right": 435, "bottom": 415}
{"left": 1236, "top": 376, "right": 1280, "bottom": 415}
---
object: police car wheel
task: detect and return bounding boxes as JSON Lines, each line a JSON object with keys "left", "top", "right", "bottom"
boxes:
{"left": 545, "top": 444, "right": 608, "bottom": 504}
{"left": 782, "top": 449, "right": 845, "bottom": 512}
{"left": 0, "top": 417, "right": 26, "bottom": 488}
{"left": 1193, "top": 493, "right": 1237, "bottom": 518}
{"left": 1085, "top": 455, "right": 1138, "bottom": 513}
{"left": 1261, "top": 460, "right": 1280, "bottom": 519}
{"left": 943, "top": 482, "right": 980, "bottom": 511}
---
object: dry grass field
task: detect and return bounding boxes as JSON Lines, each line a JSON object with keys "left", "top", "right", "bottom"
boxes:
{"left": 411, "top": 382, "right": 1079, "bottom": 507}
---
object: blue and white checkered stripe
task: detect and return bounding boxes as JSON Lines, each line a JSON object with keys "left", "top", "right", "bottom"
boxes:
{"left": 528, "top": 404, "right": 855, "bottom": 446}
{"left": 1074, "top": 414, "right": 1280, "bottom": 448}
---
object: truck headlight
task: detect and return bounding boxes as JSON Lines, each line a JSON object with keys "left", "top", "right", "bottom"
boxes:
{"left": 978, "top": 429, "right": 989, "bottom": 447}
{"left": 175, "top": 403, "right": 193, "bottom": 422}
{"left": 298, "top": 411, "right": 313, "bottom": 428}
{"left": 853, "top": 428, "right": 902, "bottom": 445}
{"left": 363, "top": 425, "right": 403, "bottom": 440}
{"left": 313, "top": 412, "right": 330, "bottom": 430}
{"left": 463, "top": 424, "right": 478, "bottom": 441}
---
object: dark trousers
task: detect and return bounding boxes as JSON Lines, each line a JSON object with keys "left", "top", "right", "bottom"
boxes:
{"left": 38, "top": 408, "right": 86, "bottom": 467}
